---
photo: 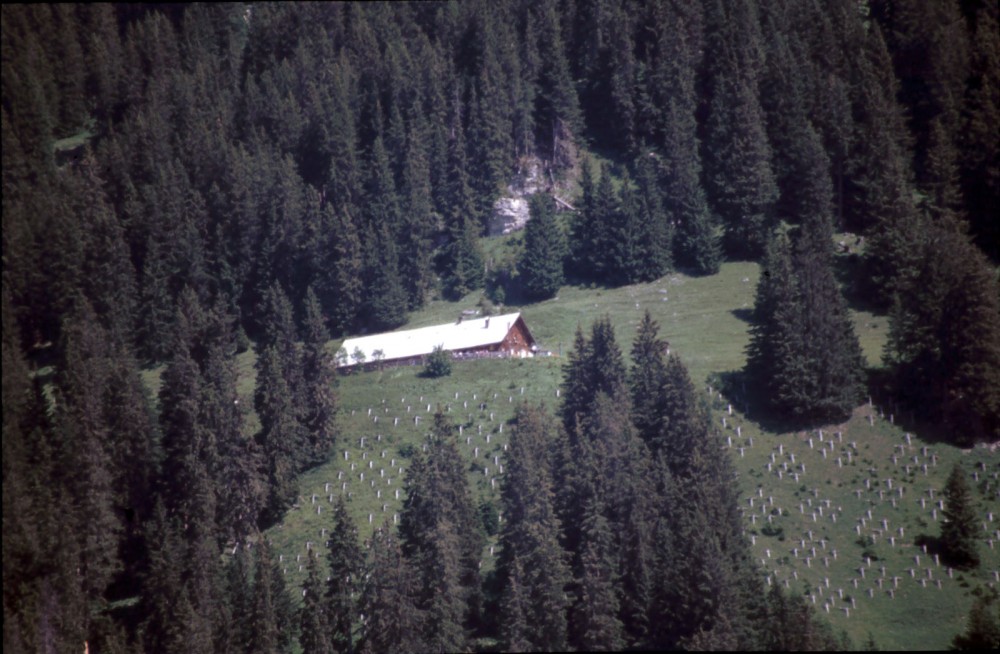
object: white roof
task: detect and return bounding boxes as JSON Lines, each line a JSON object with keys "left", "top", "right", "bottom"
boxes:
{"left": 338, "top": 312, "right": 526, "bottom": 366}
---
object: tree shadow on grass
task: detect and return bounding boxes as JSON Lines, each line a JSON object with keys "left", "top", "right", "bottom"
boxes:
{"left": 730, "top": 307, "right": 754, "bottom": 323}
{"left": 832, "top": 252, "right": 885, "bottom": 315}
{"left": 708, "top": 369, "right": 822, "bottom": 434}
{"left": 866, "top": 368, "right": 965, "bottom": 447}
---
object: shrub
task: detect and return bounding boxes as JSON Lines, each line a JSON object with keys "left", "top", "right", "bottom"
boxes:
{"left": 424, "top": 345, "right": 452, "bottom": 378}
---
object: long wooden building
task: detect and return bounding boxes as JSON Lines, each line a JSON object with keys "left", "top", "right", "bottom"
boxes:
{"left": 337, "top": 312, "right": 538, "bottom": 369}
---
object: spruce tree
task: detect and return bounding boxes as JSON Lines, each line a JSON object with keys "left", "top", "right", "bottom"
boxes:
{"left": 937, "top": 247, "right": 1000, "bottom": 443}
{"left": 254, "top": 345, "right": 305, "bottom": 524}
{"left": 399, "top": 412, "right": 483, "bottom": 647}
{"left": 327, "top": 496, "right": 362, "bottom": 654}
{"left": 399, "top": 115, "right": 436, "bottom": 309}
{"left": 533, "top": 0, "right": 583, "bottom": 162}
{"left": 300, "top": 551, "right": 332, "bottom": 654}
{"left": 570, "top": 497, "right": 624, "bottom": 651}
{"left": 648, "top": 1, "right": 718, "bottom": 274}
{"left": 569, "top": 158, "right": 600, "bottom": 279}
{"left": 362, "top": 221, "right": 408, "bottom": 332}
{"left": 629, "top": 311, "right": 669, "bottom": 449}
{"left": 952, "top": 595, "right": 1000, "bottom": 650}
{"left": 327, "top": 206, "right": 364, "bottom": 336}
{"left": 940, "top": 465, "right": 980, "bottom": 569}
{"left": 884, "top": 229, "right": 1000, "bottom": 443}
{"left": 358, "top": 523, "right": 423, "bottom": 654}
{"left": 790, "top": 214, "right": 866, "bottom": 423}
{"left": 656, "top": 352, "right": 709, "bottom": 475}
{"left": 702, "top": 0, "right": 778, "bottom": 259}
{"left": 497, "top": 403, "right": 570, "bottom": 651}
{"left": 607, "top": 171, "right": 645, "bottom": 285}
{"left": 249, "top": 541, "right": 283, "bottom": 654}
{"left": 301, "top": 286, "right": 338, "bottom": 465}
{"left": 634, "top": 151, "right": 673, "bottom": 280}
{"left": 519, "top": 193, "right": 566, "bottom": 301}
{"left": 441, "top": 87, "right": 485, "bottom": 300}
{"left": 745, "top": 225, "right": 864, "bottom": 424}
{"left": 498, "top": 555, "right": 532, "bottom": 653}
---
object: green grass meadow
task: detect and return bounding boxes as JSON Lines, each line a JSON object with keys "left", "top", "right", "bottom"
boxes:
{"left": 141, "top": 255, "right": 996, "bottom": 650}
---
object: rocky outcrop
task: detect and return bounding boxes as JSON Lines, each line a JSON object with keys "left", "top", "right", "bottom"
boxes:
{"left": 490, "top": 197, "right": 531, "bottom": 236}
{"left": 488, "top": 153, "right": 579, "bottom": 236}
{"left": 489, "top": 156, "right": 544, "bottom": 236}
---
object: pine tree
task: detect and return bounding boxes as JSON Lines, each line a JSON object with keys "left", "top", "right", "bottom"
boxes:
{"left": 249, "top": 541, "right": 284, "bottom": 654}
{"left": 607, "top": 171, "right": 646, "bottom": 285}
{"left": 358, "top": 523, "right": 423, "bottom": 654}
{"left": 363, "top": 221, "right": 408, "bottom": 331}
{"left": 441, "top": 88, "right": 485, "bottom": 300}
{"left": 399, "top": 412, "right": 483, "bottom": 647}
{"left": 629, "top": 311, "right": 669, "bottom": 449}
{"left": 656, "top": 353, "right": 708, "bottom": 476}
{"left": 960, "top": 6, "right": 1000, "bottom": 258}
{"left": 300, "top": 551, "right": 332, "bottom": 654}
{"left": 202, "top": 330, "right": 262, "bottom": 544}
{"left": 497, "top": 403, "right": 570, "bottom": 651}
{"left": 634, "top": 150, "right": 673, "bottom": 280}
{"left": 745, "top": 225, "right": 864, "bottom": 424}
{"left": 937, "top": 247, "right": 1000, "bottom": 443}
{"left": 940, "top": 465, "right": 980, "bottom": 569}
{"left": 533, "top": 0, "right": 583, "bottom": 164}
{"left": 952, "top": 595, "right": 1000, "bottom": 650}
{"left": 301, "top": 286, "right": 338, "bottom": 465}
{"left": 58, "top": 301, "right": 125, "bottom": 603}
{"left": 327, "top": 496, "right": 362, "bottom": 654}
{"left": 702, "top": 0, "right": 777, "bottom": 259}
{"left": 225, "top": 548, "right": 255, "bottom": 654}
{"left": 568, "top": 158, "right": 600, "bottom": 279}
{"left": 326, "top": 205, "right": 364, "bottom": 336}
{"left": 570, "top": 497, "right": 624, "bottom": 651}
{"left": 399, "top": 114, "right": 436, "bottom": 309}
{"left": 519, "top": 194, "right": 566, "bottom": 301}
{"left": 849, "top": 23, "right": 924, "bottom": 307}
{"left": 141, "top": 502, "right": 188, "bottom": 653}
{"left": 790, "top": 214, "right": 866, "bottom": 423}
{"left": 884, "top": 229, "right": 1000, "bottom": 443}
{"left": 498, "top": 555, "right": 532, "bottom": 653}
{"left": 254, "top": 345, "right": 306, "bottom": 525}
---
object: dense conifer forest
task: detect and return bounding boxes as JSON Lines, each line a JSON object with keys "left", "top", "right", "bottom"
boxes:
{"left": 3, "top": 1, "right": 999, "bottom": 652}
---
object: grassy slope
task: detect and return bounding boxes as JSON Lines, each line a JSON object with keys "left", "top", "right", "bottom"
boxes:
{"left": 140, "top": 253, "right": 996, "bottom": 650}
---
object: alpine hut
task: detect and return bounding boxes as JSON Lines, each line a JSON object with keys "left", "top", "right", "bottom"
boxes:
{"left": 338, "top": 312, "right": 537, "bottom": 369}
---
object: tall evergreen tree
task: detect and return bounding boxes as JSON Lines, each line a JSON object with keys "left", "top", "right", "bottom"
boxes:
{"left": 606, "top": 171, "right": 646, "bottom": 285}
{"left": 519, "top": 194, "right": 566, "bottom": 301}
{"left": 254, "top": 345, "right": 306, "bottom": 525}
{"left": 497, "top": 403, "right": 571, "bottom": 652}
{"left": 357, "top": 523, "right": 423, "bottom": 654}
{"left": 327, "top": 496, "right": 362, "bottom": 654}
{"left": 362, "top": 221, "right": 409, "bottom": 331}
{"left": 399, "top": 412, "right": 483, "bottom": 648}
{"left": 300, "top": 550, "right": 332, "bottom": 654}
{"left": 533, "top": 0, "right": 583, "bottom": 164}
{"left": 326, "top": 205, "right": 364, "bottom": 336}
{"left": 702, "top": 0, "right": 778, "bottom": 259}
{"left": 570, "top": 497, "right": 624, "bottom": 651}
{"left": 441, "top": 87, "right": 485, "bottom": 300}
{"left": 745, "top": 225, "right": 864, "bottom": 424}
{"left": 301, "top": 286, "right": 338, "bottom": 466}
{"left": 940, "top": 465, "right": 980, "bottom": 569}
{"left": 633, "top": 150, "right": 673, "bottom": 279}
{"left": 884, "top": 228, "right": 1000, "bottom": 442}
{"left": 250, "top": 540, "right": 294, "bottom": 654}
{"left": 952, "top": 595, "right": 1000, "bottom": 651}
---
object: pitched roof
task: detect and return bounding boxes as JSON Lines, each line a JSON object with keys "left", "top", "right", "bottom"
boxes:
{"left": 338, "top": 312, "right": 528, "bottom": 366}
